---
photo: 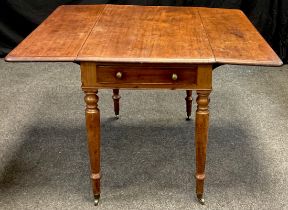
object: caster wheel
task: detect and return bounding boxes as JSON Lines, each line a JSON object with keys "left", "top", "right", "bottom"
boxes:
{"left": 94, "top": 194, "right": 100, "bottom": 206}
{"left": 197, "top": 194, "right": 205, "bottom": 205}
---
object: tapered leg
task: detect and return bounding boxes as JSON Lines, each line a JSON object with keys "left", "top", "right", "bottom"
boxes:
{"left": 84, "top": 90, "right": 101, "bottom": 206}
{"left": 195, "top": 90, "right": 211, "bottom": 205}
{"left": 112, "top": 89, "right": 120, "bottom": 119}
{"left": 185, "top": 90, "right": 193, "bottom": 120}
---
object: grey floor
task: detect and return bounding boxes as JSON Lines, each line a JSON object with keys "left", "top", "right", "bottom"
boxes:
{"left": 0, "top": 58, "right": 287, "bottom": 210}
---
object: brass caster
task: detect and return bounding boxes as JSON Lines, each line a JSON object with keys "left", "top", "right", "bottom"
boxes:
{"left": 197, "top": 194, "right": 205, "bottom": 205}
{"left": 115, "top": 115, "right": 119, "bottom": 119}
{"left": 94, "top": 194, "right": 100, "bottom": 206}
{"left": 186, "top": 116, "right": 191, "bottom": 121}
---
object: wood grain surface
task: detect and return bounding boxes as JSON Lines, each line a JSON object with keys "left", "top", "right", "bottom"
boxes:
{"left": 198, "top": 8, "right": 283, "bottom": 66}
{"left": 95, "top": 65, "right": 197, "bottom": 84}
{"left": 5, "top": 4, "right": 283, "bottom": 66}
{"left": 5, "top": 5, "right": 105, "bottom": 61}
{"left": 77, "top": 5, "right": 214, "bottom": 63}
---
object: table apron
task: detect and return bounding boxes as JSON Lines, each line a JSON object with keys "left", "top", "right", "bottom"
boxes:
{"left": 80, "top": 62, "right": 212, "bottom": 90}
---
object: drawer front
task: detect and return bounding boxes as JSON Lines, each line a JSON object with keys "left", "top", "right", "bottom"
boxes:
{"left": 96, "top": 65, "right": 197, "bottom": 85}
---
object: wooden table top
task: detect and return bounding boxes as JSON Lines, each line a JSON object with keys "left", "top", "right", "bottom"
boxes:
{"left": 5, "top": 4, "right": 282, "bottom": 66}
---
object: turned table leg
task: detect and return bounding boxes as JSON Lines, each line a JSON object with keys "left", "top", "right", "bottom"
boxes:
{"left": 195, "top": 90, "right": 211, "bottom": 205}
{"left": 84, "top": 90, "right": 101, "bottom": 206}
{"left": 112, "top": 89, "right": 120, "bottom": 119}
{"left": 185, "top": 90, "right": 193, "bottom": 120}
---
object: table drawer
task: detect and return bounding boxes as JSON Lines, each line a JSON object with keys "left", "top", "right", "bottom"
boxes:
{"left": 96, "top": 65, "right": 197, "bottom": 84}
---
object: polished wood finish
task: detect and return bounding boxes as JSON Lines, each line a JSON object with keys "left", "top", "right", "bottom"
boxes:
{"left": 195, "top": 90, "right": 211, "bottom": 203}
{"left": 80, "top": 62, "right": 212, "bottom": 90}
{"left": 5, "top": 5, "right": 105, "bottom": 61}
{"left": 77, "top": 5, "right": 214, "bottom": 64}
{"left": 112, "top": 89, "right": 120, "bottom": 117}
{"left": 5, "top": 4, "right": 283, "bottom": 206}
{"left": 198, "top": 8, "right": 283, "bottom": 66}
{"left": 84, "top": 90, "right": 101, "bottom": 200}
{"left": 96, "top": 64, "right": 198, "bottom": 87}
{"left": 80, "top": 62, "right": 212, "bottom": 203}
{"left": 5, "top": 5, "right": 282, "bottom": 66}
{"left": 185, "top": 90, "right": 193, "bottom": 120}
{"left": 196, "top": 64, "right": 212, "bottom": 90}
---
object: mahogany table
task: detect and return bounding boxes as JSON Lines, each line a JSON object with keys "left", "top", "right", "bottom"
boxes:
{"left": 5, "top": 4, "right": 282, "bottom": 206}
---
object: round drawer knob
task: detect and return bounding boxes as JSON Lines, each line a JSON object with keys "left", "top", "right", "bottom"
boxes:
{"left": 116, "top": 72, "right": 122, "bottom": 79}
{"left": 171, "top": 73, "right": 178, "bottom": 81}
